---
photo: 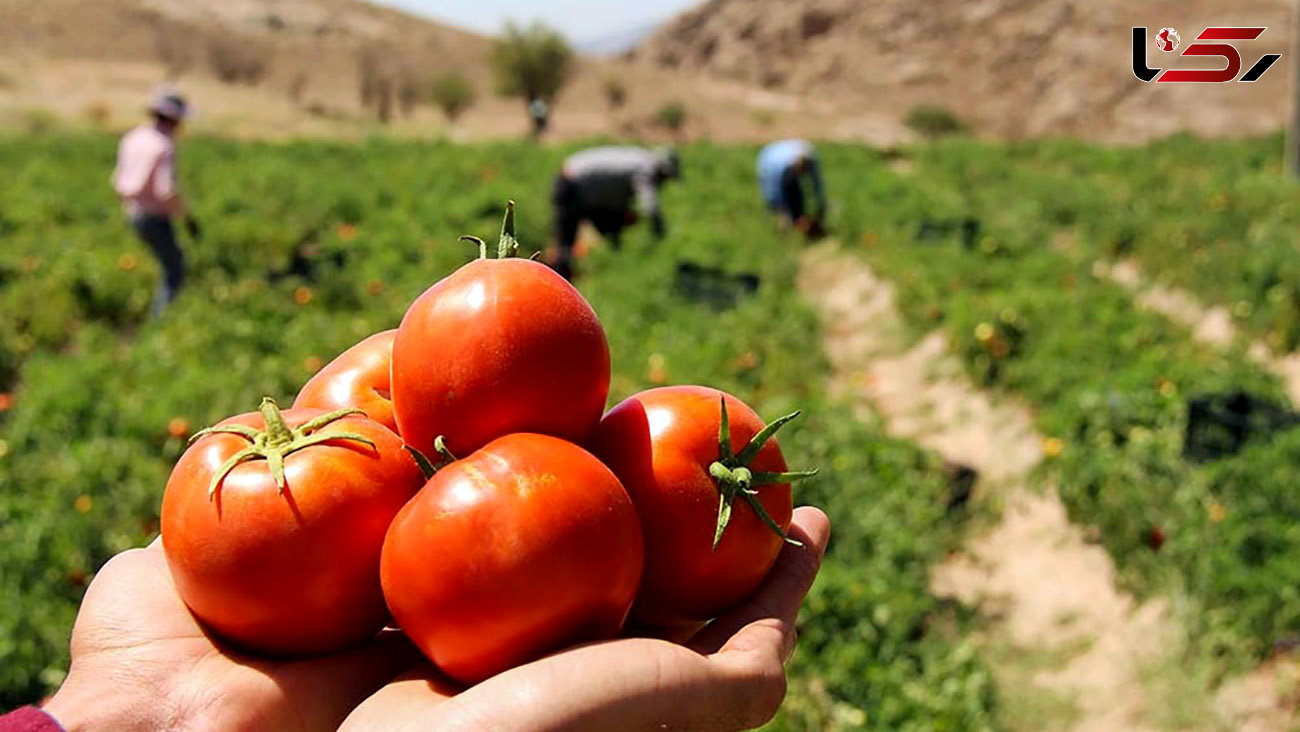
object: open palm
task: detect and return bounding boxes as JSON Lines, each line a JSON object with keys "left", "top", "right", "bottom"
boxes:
{"left": 43, "top": 539, "right": 419, "bottom": 732}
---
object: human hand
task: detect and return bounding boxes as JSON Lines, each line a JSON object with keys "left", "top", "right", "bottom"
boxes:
{"left": 42, "top": 539, "right": 420, "bottom": 732}
{"left": 340, "top": 506, "right": 830, "bottom": 732}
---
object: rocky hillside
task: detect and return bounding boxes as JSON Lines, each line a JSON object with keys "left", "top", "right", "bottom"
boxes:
{"left": 0, "top": 0, "right": 491, "bottom": 116}
{"left": 0, "top": 0, "right": 824, "bottom": 142}
{"left": 634, "top": 0, "right": 1292, "bottom": 142}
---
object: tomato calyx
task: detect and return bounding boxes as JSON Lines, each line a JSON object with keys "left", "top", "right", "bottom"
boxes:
{"left": 402, "top": 435, "right": 458, "bottom": 480}
{"left": 458, "top": 200, "right": 521, "bottom": 260}
{"left": 189, "top": 397, "right": 376, "bottom": 500}
{"left": 709, "top": 397, "right": 818, "bottom": 550}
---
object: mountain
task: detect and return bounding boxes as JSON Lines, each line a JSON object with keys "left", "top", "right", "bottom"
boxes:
{"left": 632, "top": 0, "right": 1293, "bottom": 142}
{"left": 0, "top": 0, "right": 505, "bottom": 137}
{"left": 0, "top": 0, "right": 887, "bottom": 144}
{"left": 576, "top": 21, "right": 663, "bottom": 56}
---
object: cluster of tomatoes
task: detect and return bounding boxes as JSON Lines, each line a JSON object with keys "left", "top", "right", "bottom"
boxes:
{"left": 159, "top": 204, "right": 816, "bottom": 685}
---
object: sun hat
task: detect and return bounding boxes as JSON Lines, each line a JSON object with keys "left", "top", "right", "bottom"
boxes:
{"left": 148, "top": 88, "right": 190, "bottom": 121}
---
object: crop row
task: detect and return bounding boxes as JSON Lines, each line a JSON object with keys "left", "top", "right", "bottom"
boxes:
{"left": 824, "top": 138, "right": 1300, "bottom": 672}
{"left": 942, "top": 134, "right": 1300, "bottom": 352}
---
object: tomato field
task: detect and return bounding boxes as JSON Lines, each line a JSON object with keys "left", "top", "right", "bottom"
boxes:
{"left": 1, "top": 130, "right": 1298, "bottom": 729}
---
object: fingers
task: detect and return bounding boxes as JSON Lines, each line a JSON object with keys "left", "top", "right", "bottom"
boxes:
{"left": 340, "top": 507, "right": 829, "bottom": 732}
{"left": 622, "top": 616, "right": 706, "bottom": 644}
{"left": 282, "top": 632, "right": 431, "bottom": 732}
{"left": 433, "top": 638, "right": 772, "bottom": 732}
{"left": 339, "top": 663, "right": 462, "bottom": 731}
{"left": 688, "top": 506, "right": 831, "bottom": 656}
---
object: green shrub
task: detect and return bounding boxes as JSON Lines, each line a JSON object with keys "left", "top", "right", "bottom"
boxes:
{"left": 905, "top": 105, "right": 967, "bottom": 139}
{"left": 654, "top": 102, "right": 687, "bottom": 133}
{"left": 428, "top": 72, "right": 476, "bottom": 122}
{"left": 603, "top": 76, "right": 627, "bottom": 110}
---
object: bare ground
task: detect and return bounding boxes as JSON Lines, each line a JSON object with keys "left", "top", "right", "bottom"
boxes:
{"left": 798, "top": 240, "right": 1177, "bottom": 731}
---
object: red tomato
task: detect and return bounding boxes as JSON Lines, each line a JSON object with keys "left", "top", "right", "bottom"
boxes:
{"left": 293, "top": 329, "right": 398, "bottom": 434}
{"left": 381, "top": 433, "right": 643, "bottom": 684}
{"left": 161, "top": 398, "right": 423, "bottom": 656}
{"left": 590, "top": 385, "right": 814, "bottom": 626}
{"left": 391, "top": 204, "right": 610, "bottom": 457}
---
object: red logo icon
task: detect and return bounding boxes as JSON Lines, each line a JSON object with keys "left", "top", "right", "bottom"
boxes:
{"left": 1155, "top": 27, "right": 1180, "bottom": 52}
{"left": 1133, "top": 26, "right": 1281, "bottom": 83}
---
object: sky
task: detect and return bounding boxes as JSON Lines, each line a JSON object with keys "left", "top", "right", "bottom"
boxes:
{"left": 370, "top": 0, "right": 701, "bottom": 43}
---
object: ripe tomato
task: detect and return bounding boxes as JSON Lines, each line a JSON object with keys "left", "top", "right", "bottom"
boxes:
{"left": 381, "top": 432, "right": 643, "bottom": 684}
{"left": 590, "top": 385, "right": 815, "bottom": 626}
{"left": 161, "top": 398, "right": 424, "bottom": 656}
{"left": 391, "top": 204, "right": 610, "bottom": 457}
{"left": 293, "top": 329, "right": 398, "bottom": 434}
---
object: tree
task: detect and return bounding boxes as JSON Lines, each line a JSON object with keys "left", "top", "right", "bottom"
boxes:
{"left": 429, "top": 72, "right": 477, "bottom": 122}
{"left": 493, "top": 21, "right": 574, "bottom": 112}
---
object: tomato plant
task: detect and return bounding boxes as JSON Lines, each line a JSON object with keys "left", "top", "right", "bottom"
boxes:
{"left": 380, "top": 432, "right": 643, "bottom": 684}
{"left": 161, "top": 398, "right": 423, "bottom": 656}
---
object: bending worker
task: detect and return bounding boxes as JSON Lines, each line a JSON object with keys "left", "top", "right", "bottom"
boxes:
{"left": 551, "top": 146, "right": 680, "bottom": 279}
{"left": 757, "top": 139, "right": 826, "bottom": 239}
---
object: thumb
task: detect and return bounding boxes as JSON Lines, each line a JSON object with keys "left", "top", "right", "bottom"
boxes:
{"left": 689, "top": 506, "right": 830, "bottom": 657}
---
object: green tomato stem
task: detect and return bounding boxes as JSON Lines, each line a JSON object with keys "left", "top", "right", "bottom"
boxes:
{"left": 708, "top": 396, "right": 817, "bottom": 550}
{"left": 189, "top": 397, "right": 373, "bottom": 500}
{"left": 457, "top": 201, "right": 521, "bottom": 261}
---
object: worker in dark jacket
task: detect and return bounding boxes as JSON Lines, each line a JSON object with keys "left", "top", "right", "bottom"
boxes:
{"left": 757, "top": 139, "right": 826, "bottom": 239}
{"left": 551, "top": 146, "right": 680, "bottom": 279}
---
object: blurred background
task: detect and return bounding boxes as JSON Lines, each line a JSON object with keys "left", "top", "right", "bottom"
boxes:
{"left": 2, "top": 1, "right": 1300, "bottom": 730}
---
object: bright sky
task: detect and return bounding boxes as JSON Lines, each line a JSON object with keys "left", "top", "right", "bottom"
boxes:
{"left": 370, "top": 0, "right": 701, "bottom": 42}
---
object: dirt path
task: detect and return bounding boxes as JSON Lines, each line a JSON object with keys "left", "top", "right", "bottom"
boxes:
{"left": 799, "top": 241, "right": 1173, "bottom": 731}
{"left": 1101, "top": 259, "right": 1300, "bottom": 406}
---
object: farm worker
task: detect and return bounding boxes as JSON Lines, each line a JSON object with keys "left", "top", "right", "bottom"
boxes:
{"left": 551, "top": 146, "right": 681, "bottom": 279}
{"left": 0, "top": 509, "right": 830, "bottom": 730}
{"left": 757, "top": 139, "right": 826, "bottom": 238}
{"left": 111, "top": 89, "right": 200, "bottom": 318}
{"left": 529, "top": 97, "right": 550, "bottom": 137}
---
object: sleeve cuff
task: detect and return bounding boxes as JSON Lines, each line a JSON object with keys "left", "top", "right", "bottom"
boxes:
{"left": 0, "top": 707, "right": 66, "bottom": 732}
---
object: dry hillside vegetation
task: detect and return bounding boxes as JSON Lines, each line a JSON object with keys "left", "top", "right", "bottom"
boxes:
{"left": 633, "top": 0, "right": 1292, "bottom": 142}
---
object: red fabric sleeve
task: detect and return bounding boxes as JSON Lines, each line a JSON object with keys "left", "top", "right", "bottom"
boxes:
{"left": 0, "top": 707, "right": 64, "bottom": 732}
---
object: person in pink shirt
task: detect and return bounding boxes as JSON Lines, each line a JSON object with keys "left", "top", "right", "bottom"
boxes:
{"left": 111, "top": 90, "right": 200, "bottom": 318}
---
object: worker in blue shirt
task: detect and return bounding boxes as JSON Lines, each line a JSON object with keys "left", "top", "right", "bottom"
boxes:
{"left": 757, "top": 139, "right": 826, "bottom": 239}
